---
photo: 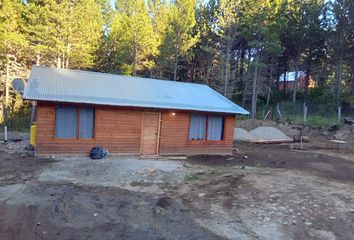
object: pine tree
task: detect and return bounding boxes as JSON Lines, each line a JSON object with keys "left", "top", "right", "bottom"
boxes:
{"left": 147, "top": 0, "right": 169, "bottom": 78}
{"left": 192, "top": 0, "right": 219, "bottom": 86}
{"left": 69, "top": 0, "right": 104, "bottom": 68}
{"left": 298, "top": 0, "right": 327, "bottom": 106}
{"left": 110, "top": 0, "right": 158, "bottom": 75}
{"left": 331, "top": 0, "right": 353, "bottom": 99}
{"left": 24, "top": 0, "right": 59, "bottom": 66}
{"left": 0, "top": 0, "right": 27, "bottom": 127}
{"left": 24, "top": 0, "right": 103, "bottom": 69}
{"left": 158, "top": 0, "right": 198, "bottom": 81}
{"left": 0, "top": 0, "right": 27, "bottom": 65}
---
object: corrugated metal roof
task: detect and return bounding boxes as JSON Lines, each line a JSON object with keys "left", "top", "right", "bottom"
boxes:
{"left": 23, "top": 66, "right": 249, "bottom": 114}
{"left": 279, "top": 71, "right": 305, "bottom": 82}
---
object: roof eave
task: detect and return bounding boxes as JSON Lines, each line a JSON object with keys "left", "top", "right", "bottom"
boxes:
{"left": 23, "top": 97, "right": 249, "bottom": 115}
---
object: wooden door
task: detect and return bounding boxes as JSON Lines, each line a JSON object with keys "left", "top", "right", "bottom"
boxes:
{"left": 141, "top": 112, "right": 160, "bottom": 155}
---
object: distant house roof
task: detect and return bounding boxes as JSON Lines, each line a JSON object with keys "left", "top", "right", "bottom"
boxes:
{"left": 279, "top": 71, "right": 305, "bottom": 82}
{"left": 23, "top": 66, "right": 249, "bottom": 115}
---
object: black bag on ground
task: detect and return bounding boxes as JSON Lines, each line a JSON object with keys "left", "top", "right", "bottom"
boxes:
{"left": 90, "top": 146, "right": 105, "bottom": 159}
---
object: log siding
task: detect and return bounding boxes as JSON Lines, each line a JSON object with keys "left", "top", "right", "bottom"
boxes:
{"left": 35, "top": 102, "right": 235, "bottom": 155}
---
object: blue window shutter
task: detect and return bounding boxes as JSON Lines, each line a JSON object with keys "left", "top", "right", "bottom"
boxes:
{"left": 207, "top": 115, "right": 223, "bottom": 140}
{"left": 55, "top": 106, "right": 77, "bottom": 138}
{"left": 189, "top": 113, "right": 207, "bottom": 140}
{"left": 79, "top": 108, "right": 94, "bottom": 138}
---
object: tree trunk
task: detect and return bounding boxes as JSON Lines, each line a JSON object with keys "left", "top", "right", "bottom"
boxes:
{"left": 173, "top": 48, "right": 179, "bottom": 81}
{"left": 66, "top": 43, "right": 71, "bottom": 69}
{"left": 242, "top": 48, "right": 252, "bottom": 107}
{"left": 4, "top": 61, "right": 10, "bottom": 128}
{"left": 231, "top": 49, "right": 240, "bottom": 99}
{"left": 336, "top": 48, "right": 343, "bottom": 106}
{"left": 351, "top": 63, "right": 354, "bottom": 95}
{"left": 133, "top": 43, "right": 137, "bottom": 76}
{"left": 239, "top": 48, "right": 245, "bottom": 94}
{"left": 62, "top": 53, "right": 65, "bottom": 68}
{"left": 36, "top": 54, "right": 41, "bottom": 66}
{"left": 266, "top": 57, "right": 274, "bottom": 107}
{"left": 283, "top": 59, "right": 287, "bottom": 97}
{"left": 304, "top": 64, "right": 311, "bottom": 107}
{"left": 57, "top": 55, "right": 61, "bottom": 68}
{"left": 224, "top": 37, "right": 231, "bottom": 97}
{"left": 292, "top": 59, "right": 299, "bottom": 103}
{"left": 276, "top": 58, "right": 281, "bottom": 90}
{"left": 205, "top": 62, "right": 210, "bottom": 86}
{"left": 251, "top": 49, "right": 259, "bottom": 119}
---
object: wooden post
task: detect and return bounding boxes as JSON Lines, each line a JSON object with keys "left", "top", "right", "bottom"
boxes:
{"left": 276, "top": 103, "right": 283, "bottom": 120}
{"left": 264, "top": 109, "right": 271, "bottom": 120}
{"left": 337, "top": 106, "right": 341, "bottom": 125}
{"left": 303, "top": 104, "right": 307, "bottom": 126}
{"left": 30, "top": 101, "right": 37, "bottom": 124}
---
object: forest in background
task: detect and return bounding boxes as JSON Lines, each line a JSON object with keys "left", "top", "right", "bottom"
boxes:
{"left": 0, "top": 0, "right": 353, "bottom": 129}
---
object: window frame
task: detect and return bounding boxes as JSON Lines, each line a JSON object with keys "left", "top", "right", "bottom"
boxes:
{"left": 187, "top": 112, "right": 225, "bottom": 142}
{"left": 54, "top": 105, "right": 95, "bottom": 140}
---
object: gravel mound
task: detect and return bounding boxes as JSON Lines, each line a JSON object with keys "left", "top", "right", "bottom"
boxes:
{"left": 234, "top": 127, "right": 291, "bottom": 142}
{"left": 234, "top": 128, "right": 252, "bottom": 141}
{"left": 249, "top": 127, "right": 291, "bottom": 141}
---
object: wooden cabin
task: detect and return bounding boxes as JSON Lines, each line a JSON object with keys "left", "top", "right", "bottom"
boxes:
{"left": 23, "top": 66, "right": 248, "bottom": 155}
{"left": 278, "top": 71, "right": 316, "bottom": 91}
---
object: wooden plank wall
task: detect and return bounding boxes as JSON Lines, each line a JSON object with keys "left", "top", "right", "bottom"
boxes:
{"left": 159, "top": 110, "right": 235, "bottom": 155}
{"left": 36, "top": 102, "right": 142, "bottom": 154}
{"left": 36, "top": 102, "right": 235, "bottom": 155}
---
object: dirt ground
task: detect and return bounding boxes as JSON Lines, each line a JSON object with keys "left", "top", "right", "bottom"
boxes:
{"left": 0, "top": 140, "right": 354, "bottom": 239}
{"left": 236, "top": 119, "right": 354, "bottom": 155}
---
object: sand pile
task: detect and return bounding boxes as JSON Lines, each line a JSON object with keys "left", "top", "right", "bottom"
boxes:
{"left": 249, "top": 127, "right": 291, "bottom": 141}
{"left": 234, "top": 128, "right": 252, "bottom": 141}
{"left": 234, "top": 126, "right": 292, "bottom": 142}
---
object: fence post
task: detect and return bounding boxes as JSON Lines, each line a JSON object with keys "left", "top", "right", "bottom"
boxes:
{"left": 303, "top": 105, "right": 307, "bottom": 126}
{"left": 276, "top": 103, "right": 283, "bottom": 120}
{"left": 337, "top": 106, "right": 341, "bottom": 125}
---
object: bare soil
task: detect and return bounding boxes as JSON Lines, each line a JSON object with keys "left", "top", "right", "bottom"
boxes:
{"left": 0, "top": 140, "right": 354, "bottom": 239}
{"left": 184, "top": 142, "right": 354, "bottom": 239}
{"left": 236, "top": 119, "right": 354, "bottom": 154}
{"left": 188, "top": 142, "right": 354, "bottom": 183}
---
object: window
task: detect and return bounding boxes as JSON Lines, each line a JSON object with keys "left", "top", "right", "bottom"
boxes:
{"left": 79, "top": 108, "right": 94, "bottom": 138}
{"left": 188, "top": 113, "right": 224, "bottom": 141}
{"left": 189, "top": 113, "right": 207, "bottom": 140}
{"left": 55, "top": 106, "right": 77, "bottom": 138}
{"left": 55, "top": 106, "right": 94, "bottom": 139}
{"left": 207, "top": 115, "right": 224, "bottom": 140}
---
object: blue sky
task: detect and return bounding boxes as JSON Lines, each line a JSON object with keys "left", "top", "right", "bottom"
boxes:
{"left": 109, "top": 0, "right": 115, "bottom": 7}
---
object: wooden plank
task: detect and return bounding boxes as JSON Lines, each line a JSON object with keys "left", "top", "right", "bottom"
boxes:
{"left": 36, "top": 103, "right": 143, "bottom": 154}
{"left": 159, "top": 110, "right": 235, "bottom": 154}
{"left": 36, "top": 102, "right": 235, "bottom": 155}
